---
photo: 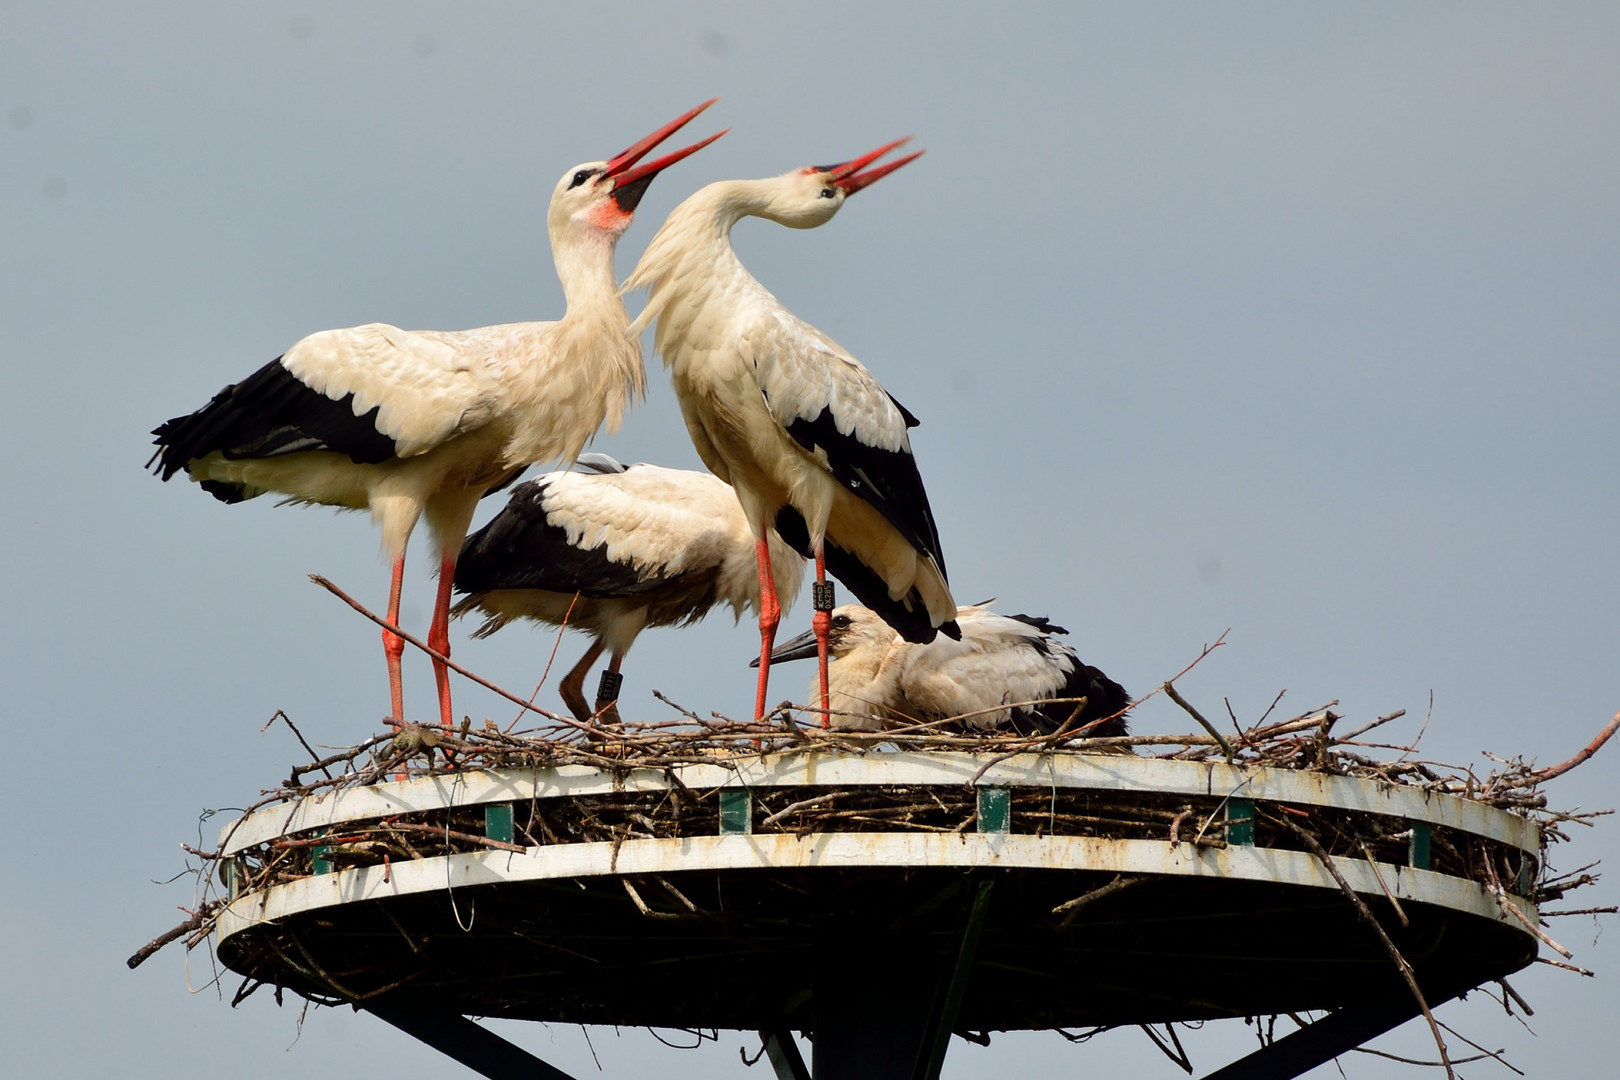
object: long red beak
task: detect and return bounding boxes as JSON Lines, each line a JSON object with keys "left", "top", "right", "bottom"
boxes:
{"left": 829, "top": 136, "right": 924, "bottom": 196}
{"left": 604, "top": 99, "right": 726, "bottom": 211}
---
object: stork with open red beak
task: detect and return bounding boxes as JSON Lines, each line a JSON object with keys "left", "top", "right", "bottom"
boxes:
{"left": 625, "top": 139, "right": 958, "bottom": 723}
{"left": 149, "top": 101, "right": 724, "bottom": 731}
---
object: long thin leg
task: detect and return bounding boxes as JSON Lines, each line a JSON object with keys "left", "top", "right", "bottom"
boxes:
{"left": 812, "top": 546, "right": 831, "bottom": 727}
{"left": 753, "top": 525, "right": 782, "bottom": 722}
{"left": 428, "top": 551, "right": 458, "bottom": 730}
{"left": 558, "top": 640, "right": 606, "bottom": 725}
{"left": 422, "top": 491, "right": 481, "bottom": 733}
{"left": 383, "top": 553, "right": 407, "bottom": 724}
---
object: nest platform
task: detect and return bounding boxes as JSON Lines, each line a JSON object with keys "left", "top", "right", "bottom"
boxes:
{"left": 203, "top": 746, "right": 1547, "bottom": 1079}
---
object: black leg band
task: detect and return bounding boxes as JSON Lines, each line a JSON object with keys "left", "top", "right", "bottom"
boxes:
{"left": 596, "top": 669, "right": 624, "bottom": 703}
{"left": 813, "top": 581, "right": 836, "bottom": 612}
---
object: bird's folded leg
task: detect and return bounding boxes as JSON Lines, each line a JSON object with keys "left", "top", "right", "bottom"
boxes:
{"left": 558, "top": 640, "right": 606, "bottom": 725}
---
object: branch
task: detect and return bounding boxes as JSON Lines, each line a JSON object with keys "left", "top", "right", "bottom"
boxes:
{"left": 1533, "top": 709, "right": 1620, "bottom": 782}
{"left": 310, "top": 574, "right": 606, "bottom": 741}
{"left": 1268, "top": 812, "right": 1454, "bottom": 1079}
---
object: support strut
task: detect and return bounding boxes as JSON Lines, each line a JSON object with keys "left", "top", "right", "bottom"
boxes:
{"left": 362, "top": 997, "right": 580, "bottom": 1080}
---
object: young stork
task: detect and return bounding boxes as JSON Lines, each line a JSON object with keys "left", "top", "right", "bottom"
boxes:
{"left": 148, "top": 101, "right": 724, "bottom": 730}
{"left": 765, "top": 604, "right": 1131, "bottom": 736}
{"left": 452, "top": 455, "right": 804, "bottom": 725}
{"left": 625, "top": 139, "right": 957, "bottom": 722}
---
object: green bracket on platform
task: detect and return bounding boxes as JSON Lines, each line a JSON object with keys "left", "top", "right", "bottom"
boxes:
{"left": 977, "top": 787, "right": 1011, "bottom": 834}
{"left": 719, "top": 789, "right": 752, "bottom": 835}
{"left": 311, "top": 828, "right": 332, "bottom": 875}
{"left": 1515, "top": 855, "right": 1535, "bottom": 897}
{"left": 1408, "top": 822, "right": 1431, "bottom": 870}
{"left": 485, "top": 803, "right": 515, "bottom": 845}
{"left": 1225, "top": 798, "right": 1255, "bottom": 846}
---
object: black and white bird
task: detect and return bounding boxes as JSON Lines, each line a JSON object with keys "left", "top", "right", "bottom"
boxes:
{"left": 147, "top": 102, "right": 724, "bottom": 730}
{"left": 625, "top": 138, "right": 957, "bottom": 722}
{"left": 765, "top": 604, "right": 1130, "bottom": 736}
{"left": 451, "top": 454, "right": 804, "bottom": 725}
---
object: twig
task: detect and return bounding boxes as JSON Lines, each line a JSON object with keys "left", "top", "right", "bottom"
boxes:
{"left": 1534, "top": 957, "right": 1595, "bottom": 976}
{"left": 1496, "top": 978, "right": 1535, "bottom": 1017}
{"left": 1351, "top": 1048, "right": 1499, "bottom": 1067}
{"left": 1483, "top": 859, "right": 1574, "bottom": 959}
{"left": 262, "top": 711, "right": 332, "bottom": 780}
{"left": 1533, "top": 709, "right": 1620, "bottom": 782}
{"left": 1053, "top": 874, "right": 1145, "bottom": 928}
{"left": 1337, "top": 709, "right": 1407, "bottom": 743}
{"left": 1268, "top": 812, "right": 1454, "bottom": 1079}
{"left": 1358, "top": 839, "right": 1409, "bottom": 927}
{"left": 127, "top": 906, "right": 213, "bottom": 969}
{"left": 1163, "top": 683, "right": 1233, "bottom": 763}
{"left": 310, "top": 574, "right": 604, "bottom": 738}
{"left": 1540, "top": 906, "right": 1619, "bottom": 917}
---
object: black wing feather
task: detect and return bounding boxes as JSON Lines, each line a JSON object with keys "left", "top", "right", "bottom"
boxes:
{"left": 775, "top": 506, "right": 959, "bottom": 644}
{"left": 455, "top": 479, "right": 672, "bottom": 599}
{"left": 1008, "top": 653, "right": 1130, "bottom": 738}
{"left": 149, "top": 357, "right": 398, "bottom": 481}
{"left": 782, "top": 398, "right": 948, "bottom": 583}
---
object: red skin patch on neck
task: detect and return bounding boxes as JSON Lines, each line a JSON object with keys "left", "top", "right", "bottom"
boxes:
{"left": 585, "top": 200, "right": 633, "bottom": 232}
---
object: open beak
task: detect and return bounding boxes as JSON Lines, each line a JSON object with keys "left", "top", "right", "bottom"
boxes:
{"left": 828, "top": 136, "right": 925, "bottom": 196}
{"left": 748, "top": 626, "right": 820, "bottom": 668}
{"left": 605, "top": 98, "right": 727, "bottom": 212}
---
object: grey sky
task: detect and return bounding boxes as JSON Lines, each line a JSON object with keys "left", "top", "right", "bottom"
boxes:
{"left": 4, "top": 4, "right": 1616, "bottom": 1077}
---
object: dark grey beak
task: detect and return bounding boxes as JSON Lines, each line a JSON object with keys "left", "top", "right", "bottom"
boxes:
{"left": 748, "top": 627, "right": 820, "bottom": 668}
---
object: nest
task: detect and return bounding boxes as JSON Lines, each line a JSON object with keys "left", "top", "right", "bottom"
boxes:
{"left": 129, "top": 628, "right": 1617, "bottom": 1077}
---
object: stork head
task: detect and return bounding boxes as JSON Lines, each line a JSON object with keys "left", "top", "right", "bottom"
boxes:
{"left": 754, "top": 137, "right": 924, "bottom": 229}
{"left": 756, "top": 605, "right": 897, "bottom": 665}
{"left": 547, "top": 99, "right": 726, "bottom": 241}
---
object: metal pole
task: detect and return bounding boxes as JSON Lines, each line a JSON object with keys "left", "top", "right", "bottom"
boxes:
{"left": 362, "top": 997, "right": 581, "bottom": 1080}
{"left": 812, "top": 938, "right": 937, "bottom": 1080}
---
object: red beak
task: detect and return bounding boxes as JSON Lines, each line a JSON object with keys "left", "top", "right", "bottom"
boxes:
{"left": 604, "top": 99, "right": 726, "bottom": 211}
{"left": 829, "top": 136, "right": 924, "bottom": 196}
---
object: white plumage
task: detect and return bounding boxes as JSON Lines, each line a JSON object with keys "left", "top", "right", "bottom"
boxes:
{"left": 452, "top": 455, "right": 804, "bottom": 724}
{"left": 766, "top": 604, "right": 1131, "bottom": 736}
{"left": 149, "top": 102, "right": 723, "bottom": 729}
{"left": 625, "top": 138, "right": 957, "bottom": 722}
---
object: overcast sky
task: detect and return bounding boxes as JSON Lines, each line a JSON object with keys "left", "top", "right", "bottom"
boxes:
{"left": 4, "top": 4, "right": 1617, "bottom": 1078}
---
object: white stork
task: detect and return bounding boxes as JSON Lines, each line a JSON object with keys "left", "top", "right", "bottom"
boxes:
{"left": 765, "top": 604, "right": 1131, "bottom": 736}
{"left": 625, "top": 138, "right": 958, "bottom": 722}
{"left": 451, "top": 454, "right": 805, "bottom": 725}
{"left": 148, "top": 101, "right": 724, "bottom": 730}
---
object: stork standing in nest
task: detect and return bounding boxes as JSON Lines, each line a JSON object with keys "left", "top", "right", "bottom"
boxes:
{"left": 626, "top": 138, "right": 958, "bottom": 723}
{"left": 149, "top": 101, "right": 725, "bottom": 730}
{"left": 452, "top": 454, "right": 804, "bottom": 724}
{"left": 764, "top": 604, "right": 1130, "bottom": 736}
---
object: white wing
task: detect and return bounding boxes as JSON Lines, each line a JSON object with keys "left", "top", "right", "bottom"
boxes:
{"left": 895, "top": 608, "right": 1070, "bottom": 726}
{"left": 744, "top": 311, "right": 914, "bottom": 455}
{"left": 541, "top": 464, "right": 752, "bottom": 581}
{"left": 281, "top": 322, "right": 505, "bottom": 457}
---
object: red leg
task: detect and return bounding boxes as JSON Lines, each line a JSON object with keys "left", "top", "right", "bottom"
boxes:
{"left": 812, "top": 546, "right": 831, "bottom": 727}
{"left": 428, "top": 552, "right": 458, "bottom": 730}
{"left": 383, "top": 553, "right": 407, "bottom": 725}
{"left": 753, "top": 526, "right": 782, "bottom": 722}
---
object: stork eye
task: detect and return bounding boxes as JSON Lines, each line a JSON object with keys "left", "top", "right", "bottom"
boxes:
{"left": 831, "top": 615, "right": 851, "bottom": 629}
{"left": 569, "top": 169, "right": 595, "bottom": 190}
{"left": 818, "top": 187, "right": 837, "bottom": 199}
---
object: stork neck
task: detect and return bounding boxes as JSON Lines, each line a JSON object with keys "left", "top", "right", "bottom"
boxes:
{"left": 551, "top": 228, "right": 624, "bottom": 319}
